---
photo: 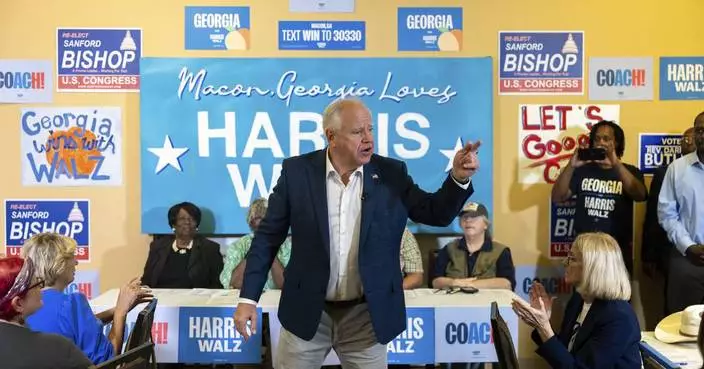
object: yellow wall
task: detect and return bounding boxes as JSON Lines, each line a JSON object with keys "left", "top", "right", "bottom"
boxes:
{"left": 1, "top": 0, "right": 702, "bottom": 364}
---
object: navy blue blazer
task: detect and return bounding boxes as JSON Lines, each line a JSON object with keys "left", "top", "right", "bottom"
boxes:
{"left": 241, "top": 150, "right": 473, "bottom": 343}
{"left": 531, "top": 293, "right": 642, "bottom": 369}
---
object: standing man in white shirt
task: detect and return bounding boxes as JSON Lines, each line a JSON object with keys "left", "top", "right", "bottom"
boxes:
{"left": 233, "top": 97, "right": 480, "bottom": 368}
{"left": 658, "top": 112, "right": 704, "bottom": 313}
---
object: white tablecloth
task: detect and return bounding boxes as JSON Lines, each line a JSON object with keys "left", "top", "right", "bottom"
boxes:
{"left": 90, "top": 287, "right": 521, "bottom": 308}
{"left": 90, "top": 288, "right": 521, "bottom": 364}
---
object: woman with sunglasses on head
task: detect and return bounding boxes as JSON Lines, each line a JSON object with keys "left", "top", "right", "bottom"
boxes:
{"left": 0, "top": 256, "right": 92, "bottom": 369}
{"left": 23, "top": 233, "right": 152, "bottom": 365}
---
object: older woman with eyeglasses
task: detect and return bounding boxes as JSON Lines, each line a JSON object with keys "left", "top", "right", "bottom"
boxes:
{"left": 0, "top": 256, "right": 92, "bottom": 369}
{"left": 512, "top": 232, "right": 641, "bottom": 369}
{"left": 220, "top": 197, "right": 292, "bottom": 289}
{"left": 23, "top": 233, "right": 151, "bottom": 365}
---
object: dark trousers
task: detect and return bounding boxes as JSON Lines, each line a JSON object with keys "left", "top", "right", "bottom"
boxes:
{"left": 667, "top": 249, "right": 704, "bottom": 314}
{"left": 622, "top": 245, "right": 634, "bottom": 279}
{"left": 658, "top": 250, "right": 671, "bottom": 316}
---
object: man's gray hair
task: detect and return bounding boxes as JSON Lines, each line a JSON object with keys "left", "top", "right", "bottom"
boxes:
{"left": 322, "top": 97, "right": 369, "bottom": 132}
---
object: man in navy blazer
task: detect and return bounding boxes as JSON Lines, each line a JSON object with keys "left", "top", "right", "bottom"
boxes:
{"left": 234, "top": 98, "right": 480, "bottom": 368}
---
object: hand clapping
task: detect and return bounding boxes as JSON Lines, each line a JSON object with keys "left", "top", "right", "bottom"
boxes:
{"left": 529, "top": 281, "right": 555, "bottom": 318}
{"left": 512, "top": 281, "right": 555, "bottom": 341}
{"left": 511, "top": 297, "right": 550, "bottom": 330}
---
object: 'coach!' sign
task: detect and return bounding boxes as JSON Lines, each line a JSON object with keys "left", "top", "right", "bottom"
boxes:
{"left": 100, "top": 305, "right": 180, "bottom": 363}
{"left": 434, "top": 306, "right": 518, "bottom": 363}
{"left": 64, "top": 270, "right": 100, "bottom": 299}
{"left": 515, "top": 264, "right": 571, "bottom": 301}
{"left": 588, "top": 57, "right": 654, "bottom": 101}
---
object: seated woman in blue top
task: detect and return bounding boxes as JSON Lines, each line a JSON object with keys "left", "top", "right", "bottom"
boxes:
{"left": 512, "top": 232, "right": 642, "bottom": 369}
{"left": 23, "top": 232, "right": 152, "bottom": 364}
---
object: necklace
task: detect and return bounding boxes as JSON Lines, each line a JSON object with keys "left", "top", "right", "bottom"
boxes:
{"left": 172, "top": 239, "right": 193, "bottom": 254}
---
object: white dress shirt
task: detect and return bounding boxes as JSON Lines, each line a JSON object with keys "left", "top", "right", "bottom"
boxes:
{"left": 324, "top": 152, "right": 364, "bottom": 301}
{"left": 238, "top": 152, "right": 471, "bottom": 305}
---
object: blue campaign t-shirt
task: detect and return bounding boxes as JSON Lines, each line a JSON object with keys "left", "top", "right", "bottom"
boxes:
{"left": 26, "top": 289, "right": 114, "bottom": 364}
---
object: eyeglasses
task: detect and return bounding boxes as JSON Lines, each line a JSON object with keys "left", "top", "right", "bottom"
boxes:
{"left": 564, "top": 255, "right": 581, "bottom": 266}
{"left": 27, "top": 278, "right": 45, "bottom": 291}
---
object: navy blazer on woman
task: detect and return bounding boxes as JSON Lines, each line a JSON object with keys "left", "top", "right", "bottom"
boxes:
{"left": 531, "top": 293, "right": 642, "bottom": 369}
{"left": 240, "top": 150, "right": 473, "bottom": 344}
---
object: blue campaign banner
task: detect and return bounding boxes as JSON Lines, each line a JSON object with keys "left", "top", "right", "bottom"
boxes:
{"left": 397, "top": 8, "right": 463, "bottom": 52}
{"left": 178, "top": 307, "right": 262, "bottom": 363}
{"left": 388, "top": 307, "right": 435, "bottom": 364}
{"left": 57, "top": 28, "right": 141, "bottom": 91}
{"left": 659, "top": 57, "right": 704, "bottom": 100}
{"left": 549, "top": 195, "right": 576, "bottom": 258}
{"left": 140, "top": 57, "right": 494, "bottom": 235}
{"left": 499, "top": 31, "right": 584, "bottom": 94}
{"left": 279, "top": 21, "right": 365, "bottom": 50}
{"left": 638, "top": 133, "right": 683, "bottom": 175}
{"left": 434, "top": 306, "right": 519, "bottom": 363}
{"left": 4, "top": 199, "right": 90, "bottom": 261}
{"left": 185, "top": 6, "right": 250, "bottom": 51}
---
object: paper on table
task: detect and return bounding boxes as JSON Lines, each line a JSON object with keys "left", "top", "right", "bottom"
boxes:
{"left": 189, "top": 289, "right": 216, "bottom": 296}
{"left": 642, "top": 333, "right": 703, "bottom": 369}
{"left": 411, "top": 289, "right": 437, "bottom": 297}
{"left": 206, "top": 290, "right": 239, "bottom": 306}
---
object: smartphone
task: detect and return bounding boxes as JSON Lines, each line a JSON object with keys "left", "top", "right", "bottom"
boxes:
{"left": 577, "top": 148, "right": 606, "bottom": 161}
{"left": 460, "top": 286, "right": 478, "bottom": 294}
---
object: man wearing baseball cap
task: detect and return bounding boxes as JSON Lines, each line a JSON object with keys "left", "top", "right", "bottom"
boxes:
{"left": 432, "top": 201, "right": 516, "bottom": 291}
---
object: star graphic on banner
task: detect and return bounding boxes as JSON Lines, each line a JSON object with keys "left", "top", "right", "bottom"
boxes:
{"left": 439, "top": 137, "right": 464, "bottom": 172}
{"left": 147, "top": 135, "right": 189, "bottom": 174}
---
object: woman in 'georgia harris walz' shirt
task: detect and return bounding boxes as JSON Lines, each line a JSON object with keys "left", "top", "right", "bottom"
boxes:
{"left": 551, "top": 120, "right": 647, "bottom": 277}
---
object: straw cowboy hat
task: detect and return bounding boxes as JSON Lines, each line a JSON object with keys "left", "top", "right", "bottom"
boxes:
{"left": 654, "top": 305, "right": 704, "bottom": 343}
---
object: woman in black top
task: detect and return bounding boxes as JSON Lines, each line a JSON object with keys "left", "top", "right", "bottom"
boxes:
{"left": 141, "top": 202, "right": 224, "bottom": 288}
{"left": 0, "top": 257, "right": 92, "bottom": 369}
